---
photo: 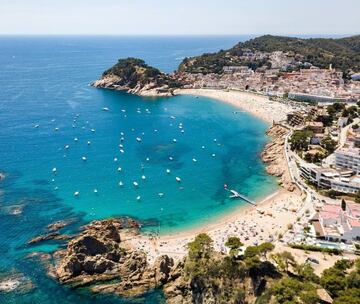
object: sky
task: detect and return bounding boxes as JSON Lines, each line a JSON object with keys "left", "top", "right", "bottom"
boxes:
{"left": 0, "top": 0, "right": 359, "bottom": 36}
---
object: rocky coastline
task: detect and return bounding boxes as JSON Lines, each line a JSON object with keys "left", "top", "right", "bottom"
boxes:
{"left": 45, "top": 218, "right": 190, "bottom": 301}
{"left": 261, "top": 124, "right": 296, "bottom": 192}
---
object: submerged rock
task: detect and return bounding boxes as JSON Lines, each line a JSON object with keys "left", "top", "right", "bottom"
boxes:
{"left": 0, "top": 272, "right": 34, "bottom": 294}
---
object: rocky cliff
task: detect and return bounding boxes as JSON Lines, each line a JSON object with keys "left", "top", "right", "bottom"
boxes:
{"left": 262, "top": 124, "right": 297, "bottom": 192}
{"left": 92, "top": 58, "right": 182, "bottom": 97}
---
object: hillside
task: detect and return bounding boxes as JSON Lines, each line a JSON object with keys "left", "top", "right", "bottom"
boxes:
{"left": 179, "top": 35, "right": 360, "bottom": 76}
{"left": 92, "top": 58, "right": 182, "bottom": 96}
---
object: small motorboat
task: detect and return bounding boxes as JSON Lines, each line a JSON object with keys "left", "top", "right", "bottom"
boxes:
{"left": 117, "top": 167, "right": 122, "bottom": 172}
{"left": 93, "top": 189, "right": 98, "bottom": 193}
{"left": 65, "top": 145, "right": 69, "bottom": 149}
{"left": 91, "top": 129, "right": 95, "bottom": 133}
{"left": 192, "top": 158, "right": 197, "bottom": 162}
{"left": 34, "top": 124, "right": 39, "bottom": 128}
{"left": 158, "top": 193, "right": 164, "bottom": 197}
{"left": 176, "top": 177, "right": 181, "bottom": 182}
{"left": 169, "top": 156, "right": 173, "bottom": 161}
{"left": 102, "top": 107, "right": 110, "bottom": 111}
{"left": 74, "top": 137, "right": 79, "bottom": 142}
{"left": 114, "top": 157, "right": 118, "bottom": 162}
{"left": 173, "top": 139, "right": 177, "bottom": 143}
{"left": 52, "top": 167, "right": 57, "bottom": 173}
{"left": 141, "top": 175, "right": 146, "bottom": 180}
{"left": 166, "top": 169, "right": 171, "bottom": 174}
{"left": 87, "top": 141, "right": 91, "bottom": 145}
{"left": 82, "top": 156, "right": 87, "bottom": 161}
{"left": 137, "top": 196, "right": 141, "bottom": 201}
{"left": 74, "top": 191, "right": 79, "bottom": 197}
{"left": 136, "top": 137, "right": 142, "bottom": 142}
{"left": 119, "top": 181, "right": 124, "bottom": 187}
{"left": 133, "top": 181, "right": 139, "bottom": 187}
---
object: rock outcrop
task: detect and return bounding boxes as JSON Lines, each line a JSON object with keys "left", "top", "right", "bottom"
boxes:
{"left": 262, "top": 124, "right": 297, "bottom": 192}
{"left": 92, "top": 58, "right": 182, "bottom": 97}
{"left": 54, "top": 218, "right": 179, "bottom": 298}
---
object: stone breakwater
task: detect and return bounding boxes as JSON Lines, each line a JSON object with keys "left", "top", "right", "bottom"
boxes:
{"left": 261, "top": 124, "right": 296, "bottom": 192}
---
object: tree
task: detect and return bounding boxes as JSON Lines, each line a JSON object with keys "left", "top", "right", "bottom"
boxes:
{"left": 341, "top": 199, "right": 347, "bottom": 211}
{"left": 257, "top": 242, "right": 275, "bottom": 260}
{"left": 225, "top": 236, "right": 243, "bottom": 257}
{"left": 270, "top": 251, "right": 296, "bottom": 273}
{"left": 187, "top": 233, "right": 213, "bottom": 260}
{"left": 321, "top": 136, "right": 337, "bottom": 154}
{"left": 356, "top": 190, "right": 360, "bottom": 204}
{"left": 290, "top": 129, "right": 313, "bottom": 152}
{"left": 295, "top": 263, "right": 319, "bottom": 283}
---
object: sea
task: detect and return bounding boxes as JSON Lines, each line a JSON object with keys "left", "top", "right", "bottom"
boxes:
{"left": 0, "top": 36, "right": 278, "bottom": 303}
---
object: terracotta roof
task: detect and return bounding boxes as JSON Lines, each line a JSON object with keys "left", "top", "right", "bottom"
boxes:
{"left": 313, "top": 221, "right": 325, "bottom": 237}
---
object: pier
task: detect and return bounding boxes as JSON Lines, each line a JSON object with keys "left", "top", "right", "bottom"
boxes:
{"left": 228, "top": 189, "right": 256, "bottom": 206}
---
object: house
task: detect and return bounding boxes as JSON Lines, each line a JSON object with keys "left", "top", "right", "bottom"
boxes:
{"left": 306, "top": 121, "right": 324, "bottom": 133}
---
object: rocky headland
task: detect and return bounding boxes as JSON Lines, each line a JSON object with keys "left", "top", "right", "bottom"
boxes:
{"left": 91, "top": 58, "right": 182, "bottom": 97}
{"left": 261, "top": 124, "right": 296, "bottom": 192}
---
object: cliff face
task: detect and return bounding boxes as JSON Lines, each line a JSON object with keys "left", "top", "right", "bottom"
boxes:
{"left": 92, "top": 58, "right": 182, "bottom": 97}
{"left": 261, "top": 124, "right": 296, "bottom": 192}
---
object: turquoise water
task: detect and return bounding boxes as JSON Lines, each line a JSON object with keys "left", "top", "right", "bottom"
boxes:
{"left": 0, "top": 36, "right": 277, "bottom": 303}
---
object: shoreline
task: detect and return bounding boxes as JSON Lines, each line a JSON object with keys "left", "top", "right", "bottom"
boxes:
{"left": 176, "top": 88, "right": 293, "bottom": 124}
{"left": 126, "top": 88, "right": 301, "bottom": 264}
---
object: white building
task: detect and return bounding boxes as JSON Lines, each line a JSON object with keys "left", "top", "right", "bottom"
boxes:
{"left": 335, "top": 147, "right": 360, "bottom": 174}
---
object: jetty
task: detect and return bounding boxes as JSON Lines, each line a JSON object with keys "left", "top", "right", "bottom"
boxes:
{"left": 228, "top": 189, "right": 256, "bottom": 206}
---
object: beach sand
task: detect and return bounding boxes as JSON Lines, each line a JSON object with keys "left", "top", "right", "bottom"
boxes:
{"left": 125, "top": 89, "right": 304, "bottom": 264}
{"left": 177, "top": 88, "right": 293, "bottom": 124}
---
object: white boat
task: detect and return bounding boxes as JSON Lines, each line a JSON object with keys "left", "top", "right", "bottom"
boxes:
{"left": 54, "top": 127, "right": 59, "bottom": 131}
{"left": 74, "top": 137, "right": 79, "bottom": 142}
{"left": 170, "top": 115, "right": 176, "bottom": 119}
{"left": 102, "top": 107, "right": 110, "bottom": 111}
{"left": 121, "top": 109, "right": 126, "bottom": 113}
{"left": 114, "top": 157, "right": 118, "bottom": 162}
{"left": 181, "top": 130, "right": 185, "bottom": 133}
{"left": 154, "top": 129, "right": 158, "bottom": 132}
{"left": 158, "top": 193, "right": 164, "bottom": 197}
{"left": 65, "top": 145, "right": 69, "bottom": 149}
{"left": 52, "top": 167, "right": 57, "bottom": 173}
{"left": 141, "top": 175, "right": 146, "bottom": 180}
{"left": 119, "top": 144, "right": 124, "bottom": 148}
{"left": 136, "top": 137, "right": 142, "bottom": 142}
{"left": 82, "top": 156, "right": 87, "bottom": 161}
{"left": 212, "top": 154, "right": 216, "bottom": 157}
{"left": 117, "top": 167, "right": 122, "bottom": 172}
{"left": 120, "top": 132, "right": 124, "bottom": 136}
{"left": 34, "top": 124, "right": 39, "bottom": 128}
{"left": 74, "top": 191, "right": 79, "bottom": 197}
{"left": 192, "top": 158, "right": 197, "bottom": 162}
{"left": 119, "top": 181, "right": 124, "bottom": 187}
{"left": 91, "top": 129, "right": 95, "bottom": 132}
{"left": 137, "top": 196, "right": 141, "bottom": 201}
{"left": 120, "top": 149, "right": 125, "bottom": 154}
{"left": 173, "top": 139, "right": 177, "bottom": 143}
{"left": 169, "top": 156, "right": 173, "bottom": 161}
{"left": 120, "top": 137, "right": 125, "bottom": 142}
{"left": 133, "top": 181, "right": 139, "bottom": 187}
{"left": 166, "top": 169, "right": 171, "bottom": 174}
{"left": 201, "top": 146, "right": 205, "bottom": 149}
{"left": 176, "top": 177, "right": 181, "bottom": 182}
{"left": 87, "top": 141, "right": 91, "bottom": 145}
{"left": 146, "top": 157, "right": 150, "bottom": 161}
{"left": 93, "top": 189, "right": 98, "bottom": 193}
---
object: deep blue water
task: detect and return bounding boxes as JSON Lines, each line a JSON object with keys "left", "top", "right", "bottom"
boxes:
{"left": 0, "top": 36, "right": 278, "bottom": 303}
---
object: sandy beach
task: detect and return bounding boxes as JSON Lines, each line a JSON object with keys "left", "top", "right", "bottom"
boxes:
{"left": 177, "top": 88, "right": 293, "bottom": 124}
{"left": 127, "top": 188, "right": 305, "bottom": 264}
{"left": 125, "top": 89, "right": 304, "bottom": 264}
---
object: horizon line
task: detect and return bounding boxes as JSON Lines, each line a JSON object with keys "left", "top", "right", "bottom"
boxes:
{"left": 0, "top": 33, "right": 358, "bottom": 38}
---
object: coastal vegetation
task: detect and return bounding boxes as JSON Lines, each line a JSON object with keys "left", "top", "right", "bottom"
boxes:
{"left": 51, "top": 223, "right": 360, "bottom": 304}
{"left": 179, "top": 35, "right": 360, "bottom": 76}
